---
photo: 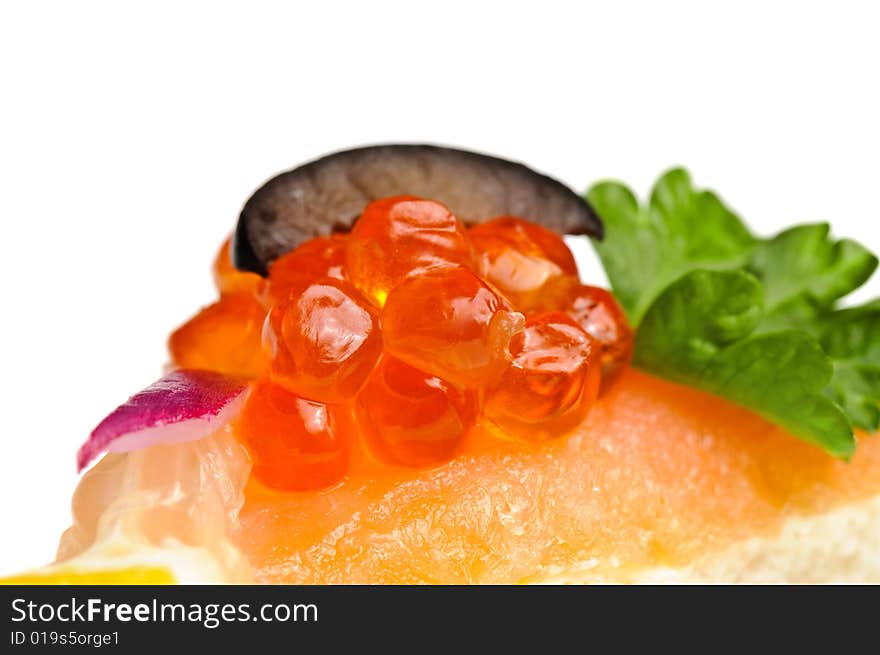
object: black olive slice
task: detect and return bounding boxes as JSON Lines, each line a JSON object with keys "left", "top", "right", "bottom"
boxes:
{"left": 233, "top": 144, "right": 603, "bottom": 275}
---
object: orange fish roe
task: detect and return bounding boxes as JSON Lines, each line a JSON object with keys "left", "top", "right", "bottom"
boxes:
{"left": 265, "top": 235, "right": 347, "bottom": 305}
{"left": 484, "top": 312, "right": 600, "bottom": 441}
{"left": 469, "top": 216, "right": 578, "bottom": 307}
{"left": 212, "top": 237, "right": 263, "bottom": 296}
{"left": 238, "top": 380, "right": 352, "bottom": 491}
{"left": 168, "top": 293, "right": 266, "bottom": 380}
{"left": 262, "top": 278, "right": 382, "bottom": 404}
{"left": 356, "top": 356, "right": 478, "bottom": 467}
{"left": 345, "top": 196, "right": 474, "bottom": 307}
{"left": 536, "top": 279, "right": 633, "bottom": 384}
{"left": 169, "top": 197, "right": 634, "bottom": 490}
{"left": 382, "top": 266, "right": 525, "bottom": 388}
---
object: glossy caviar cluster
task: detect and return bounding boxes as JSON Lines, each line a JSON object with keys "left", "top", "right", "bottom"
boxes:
{"left": 169, "top": 197, "right": 632, "bottom": 491}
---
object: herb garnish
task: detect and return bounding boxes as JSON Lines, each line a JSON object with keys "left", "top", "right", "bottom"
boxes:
{"left": 587, "top": 169, "right": 879, "bottom": 457}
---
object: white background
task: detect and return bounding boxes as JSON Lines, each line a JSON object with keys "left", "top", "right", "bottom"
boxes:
{"left": 1, "top": 1, "right": 878, "bottom": 575}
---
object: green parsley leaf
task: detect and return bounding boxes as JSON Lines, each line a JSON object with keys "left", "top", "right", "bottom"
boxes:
{"left": 749, "top": 223, "right": 880, "bottom": 431}
{"left": 634, "top": 269, "right": 855, "bottom": 458}
{"left": 750, "top": 223, "right": 877, "bottom": 325}
{"left": 631, "top": 268, "right": 763, "bottom": 374}
{"left": 586, "top": 167, "right": 880, "bottom": 456}
{"left": 587, "top": 168, "right": 755, "bottom": 324}
{"left": 748, "top": 226, "right": 880, "bottom": 430}
{"left": 814, "top": 302, "right": 880, "bottom": 431}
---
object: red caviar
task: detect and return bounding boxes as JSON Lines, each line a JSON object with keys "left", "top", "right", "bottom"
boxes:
{"left": 238, "top": 380, "right": 350, "bottom": 491}
{"left": 263, "top": 278, "right": 382, "bottom": 404}
{"left": 171, "top": 197, "right": 631, "bottom": 489}
{"left": 168, "top": 293, "right": 266, "bottom": 380}
{"left": 382, "top": 266, "right": 524, "bottom": 388}
{"left": 357, "top": 357, "right": 478, "bottom": 467}
{"left": 484, "top": 312, "right": 600, "bottom": 441}
{"left": 265, "top": 235, "right": 347, "bottom": 305}
{"left": 536, "top": 279, "right": 633, "bottom": 383}
{"left": 469, "top": 217, "right": 577, "bottom": 307}
{"left": 346, "top": 196, "right": 474, "bottom": 307}
{"left": 213, "top": 237, "right": 262, "bottom": 296}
